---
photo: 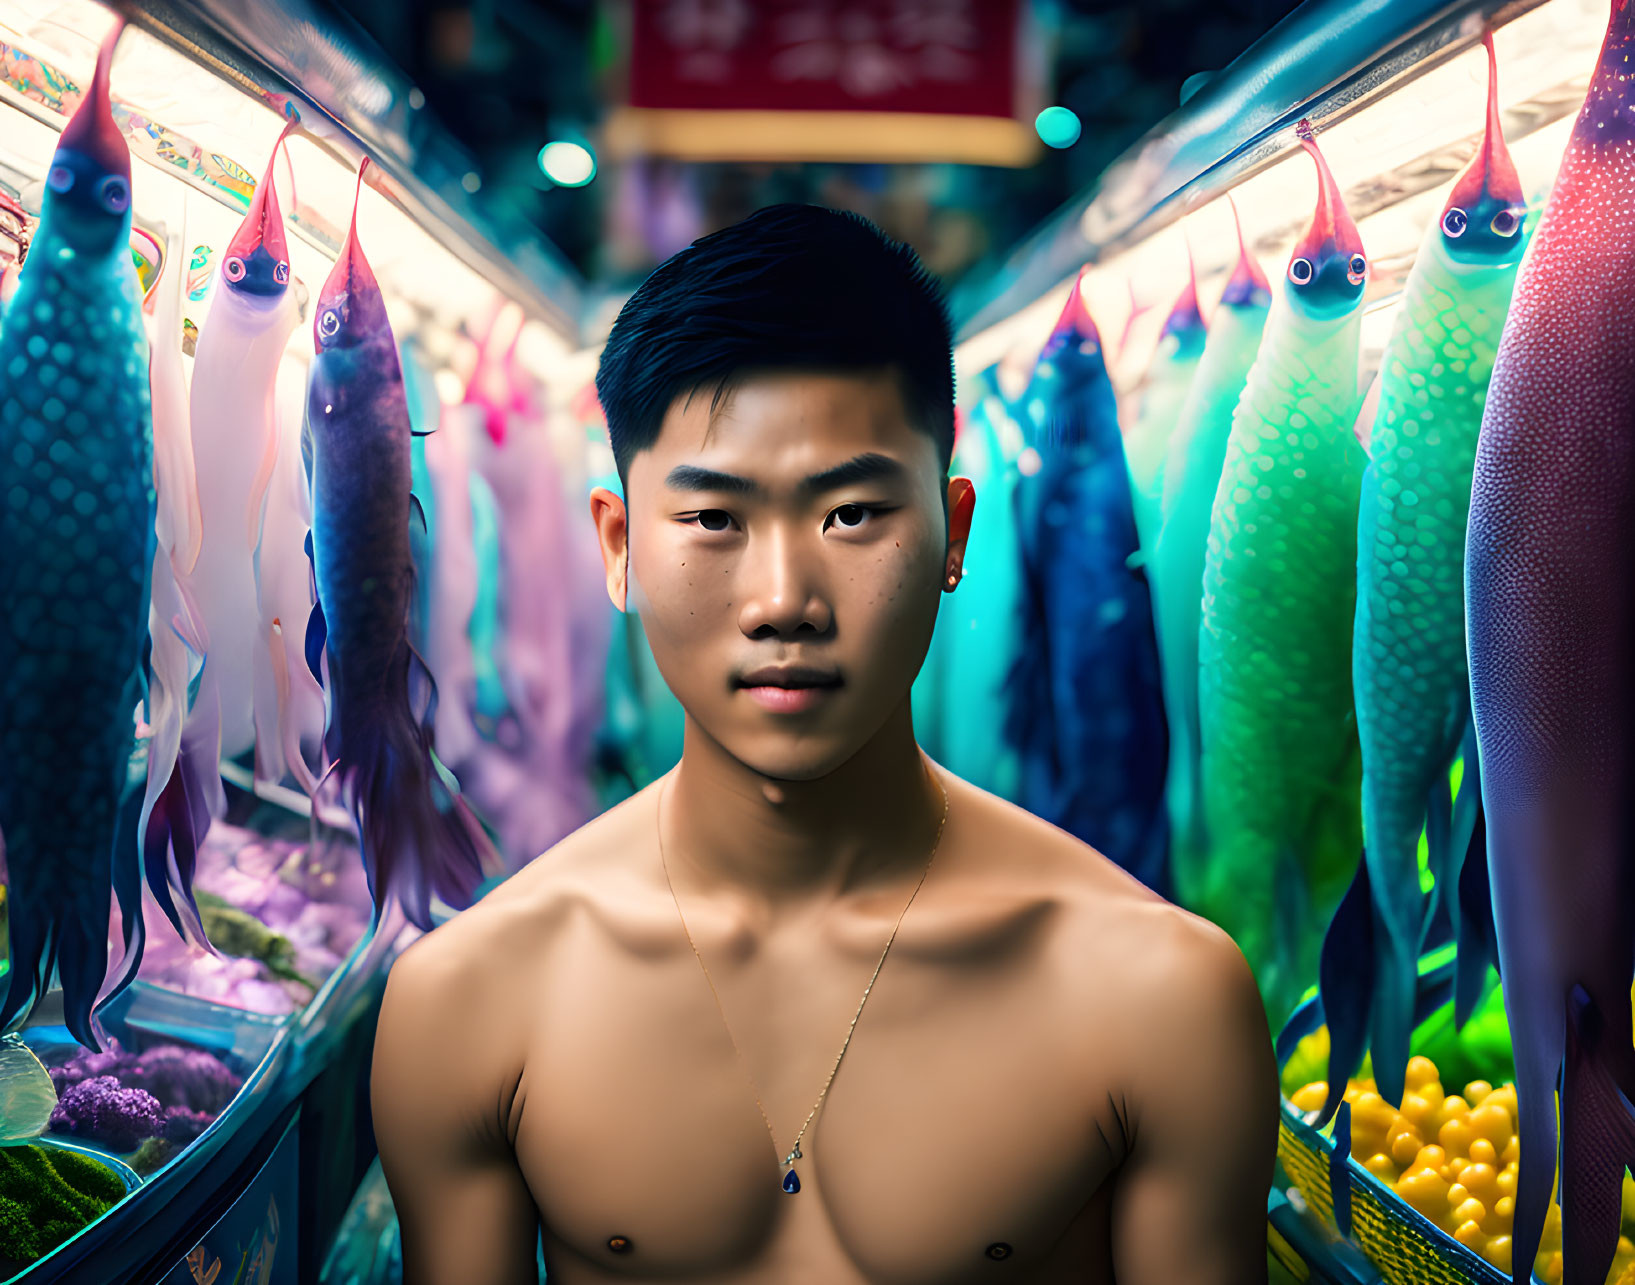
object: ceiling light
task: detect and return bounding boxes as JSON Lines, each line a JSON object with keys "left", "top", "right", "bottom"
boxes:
{"left": 538, "top": 140, "right": 595, "bottom": 187}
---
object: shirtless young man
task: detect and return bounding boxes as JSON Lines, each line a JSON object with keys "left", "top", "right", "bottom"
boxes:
{"left": 372, "top": 204, "right": 1280, "bottom": 1285}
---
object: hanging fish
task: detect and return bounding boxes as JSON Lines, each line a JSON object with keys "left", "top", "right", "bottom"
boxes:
{"left": 304, "top": 161, "right": 499, "bottom": 936}
{"left": 926, "top": 368, "right": 1025, "bottom": 800}
{"left": 422, "top": 402, "right": 486, "bottom": 773}
{"left": 134, "top": 221, "right": 214, "bottom": 955}
{"left": 472, "top": 401, "right": 598, "bottom": 865}
{"left": 1318, "top": 35, "right": 1526, "bottom": 1120}
{"left": 0, "top": 24, "right": 156, "bottom": 1049}
{"left": 1152, "top": 202, "right": 1273, "bottom": 898}
{"left": 183, "top": 125, "right": 298, "bottom": 763}
{"left": 1124, "top": 253, "right": 1207, "bottom": 560}
{"left": 250, "top": 357, "right": 323, "bottom": 796}
{"left": 468, "top": 461, "right": 509, "bottom": 730}
{"left": 1004, "top": 274, "right": 1169, "bottom": 889}
{"left": 1196, "top": 123, "right": 1370, "bottom": 1027}
{"left": 1466, "top": 5, "right": 1635, "bottom": 1281}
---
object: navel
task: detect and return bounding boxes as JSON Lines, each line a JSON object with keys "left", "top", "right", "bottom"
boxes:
{"left": 607, "top": 1235, "right": 634, "bottom": 1255}
{"left": 985, "top": 1242, "right": 1013, "bottom": 1261}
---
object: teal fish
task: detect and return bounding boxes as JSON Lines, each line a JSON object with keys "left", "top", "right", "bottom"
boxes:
{"left": 1319, "top": 34, "right": 1527, "bottom": 1116}
{"left": 1125, "top": 255, "right": 1207, "bottom": 560}
{"left": 1197, "top": 123, "right": 1370, "bottom": 1025}
{"left": 0, "top": 25, "right": 158, "bottom": 1049}
{"left": 1153, "top": 203, "right": 1273, "bottom": 896}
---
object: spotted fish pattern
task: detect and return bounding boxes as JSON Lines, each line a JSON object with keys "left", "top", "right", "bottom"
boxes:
{"left": 0, "top": 25, "right": 155, "bottom": 1048}
{"left": 1320, "top": 34, "right": 1528, "bottom": 1120}
{"left": 1466, "top": 4, "right": 1635, "bottom": 1281}
{"left": 1197, "top": 125, "right": 1370, "bottom": 1026}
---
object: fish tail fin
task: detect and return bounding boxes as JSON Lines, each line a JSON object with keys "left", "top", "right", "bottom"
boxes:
{"left": 1454, "top": 804, "right": 1499, "bottom": 1025}
{"left": 140, "top": 763, "right": 214, "bottom": 953}
{"left": 0, "top": 892, "right": 52, "bottom": 1039}
{"left": 1559, "top": 985, "right": 1635, "bottom": 1285}
{"left": 1509, "top": 1006, "right": 1566, "bottom": 1285}
{"left": 141, "top": 675, "right": 222, "bottom": 951}
{"left": 100, "top": 774, "right": 149, "bottom": 1010}
{"left": 331, "top": 639, "right": 498, "bottom": 931}
{"left": 1449, "top": 731, "right": 1499, "bottom": 1024}
{"left": 1367, "top": 918, "right": 1416, "bottom": 1109}
{"left": 1316, "top": 852, "right": 1373, "bottom": 1125}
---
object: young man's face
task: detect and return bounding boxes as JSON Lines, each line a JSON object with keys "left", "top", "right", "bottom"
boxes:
{"left": 596, "top": 367, "right": 967, "bottom": 782}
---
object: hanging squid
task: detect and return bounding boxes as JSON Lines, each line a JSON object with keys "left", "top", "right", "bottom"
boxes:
{"left": 1317, "top": 35, "right": 1526, "bottom": 1120}
{"left": 1004, "top": 273, "right": 1169, "bottom": 890}
{"left": 0, "top": 24, "right": 156, "bottom": 1048}
{"left": 183, "top": 125, "right": 299, "bottom": 764}
{"left": 303, "top": 161, "right": 500, "bottom": 938}
{"left": 1152, "top": 202, "right": 1273, "bottom": 900}
{"left": 1196, "top": 122, "right": 1369, "bottom": 1027}
{"left": 1466, "top": 4, "right": 1635, "bottom": 1281}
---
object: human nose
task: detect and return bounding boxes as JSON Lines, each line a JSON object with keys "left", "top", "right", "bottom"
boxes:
{"left": 736, "top": 522, "right": 832, "bottom": 639}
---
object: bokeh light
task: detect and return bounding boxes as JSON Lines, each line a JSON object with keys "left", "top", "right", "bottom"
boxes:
{"left": 1035, "top": 106, "right": 1082, "bottom": 149}
{"left": 538, "top": 140, "right": 597, "bottom": 187}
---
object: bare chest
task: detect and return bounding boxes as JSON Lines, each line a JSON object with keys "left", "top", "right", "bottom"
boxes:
{"left": 510, "top": 906, "right": 1124, "bottom": 1283}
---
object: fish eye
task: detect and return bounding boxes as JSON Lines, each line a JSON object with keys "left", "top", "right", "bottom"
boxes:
{"left": 97, "top": 175, "right": 129, "bottom": 213}
{"left": 273, "top": 261, "right": 290, "bottom": 284}
{"left": 1491, "top": 208, "right": 1520, "bottom": 237}
{"left": 318, "top": 309, "right": 341, "bottom": 339}
{"left": 1288, "top": 257, "right": 1314, "bottom": 285}
{"left": 1347, "top": 253, "right": 1368, "bottom": 285}
{"left": 47, "top": 165, "right": 74, "bottom": 194}
{"left": 223, "top": 256, "right": 246, "bottom": 283}
{"left": 1442, "top": 207, "right": 1468, "bottom": 238}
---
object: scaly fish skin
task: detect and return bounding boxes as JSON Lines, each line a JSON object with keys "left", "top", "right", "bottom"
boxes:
{"left": 1346, "top": 44, "right": 1528, "bottom": 1113}
{"left": 1467, "top": 5, "right": 1635, "bottom": 1281}
{"left": 1198, "top": 128, "right": 1369, "bottom": 1026}
{"left": 0, "top": 28, "right": 153, "bottom": 1049}
{"left": 1155, "top": 215, "right": 1272, "bottom": 894}
{"left": 1006, "top": 277, "right": 1168, "bottom": 889}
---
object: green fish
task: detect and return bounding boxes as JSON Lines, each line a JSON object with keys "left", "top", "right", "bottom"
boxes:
{"left": 1154, "top": 202, "right": 1273, "bottom": 899}
{"left": 1197, "top": 122, "right": 1370, "bottom": 1025}
{"left": 1320, "top": 33, "right": 1528, "bottom": 1114}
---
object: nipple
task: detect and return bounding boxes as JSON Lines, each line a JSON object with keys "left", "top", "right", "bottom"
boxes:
{"left": 761, "top": 780, "right": 786, "bottom": 806}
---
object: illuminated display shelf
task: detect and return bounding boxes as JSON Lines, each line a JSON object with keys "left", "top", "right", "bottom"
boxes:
{"left": 952, "top": 0, "right": 1601, "bottom": 402}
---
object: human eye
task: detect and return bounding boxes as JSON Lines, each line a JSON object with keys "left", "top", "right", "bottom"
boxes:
{"left": 680, "top": 509, "right": 736, "bottom": 533}
{"left": 823, "top": 503, "right": 890, "bottom": 533}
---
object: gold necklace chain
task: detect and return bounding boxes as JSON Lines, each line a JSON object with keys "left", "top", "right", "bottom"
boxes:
{"left": 655, "top": 760, "right": 950, "bottom": 1194}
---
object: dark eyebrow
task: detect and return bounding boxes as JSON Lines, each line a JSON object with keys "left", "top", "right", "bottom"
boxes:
{"left": 663, "top": 453, "right": 906, "bottom": 498}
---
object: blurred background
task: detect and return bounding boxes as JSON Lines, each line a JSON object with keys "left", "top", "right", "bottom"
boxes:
{"left": 322, "top": 0, "right": 1305, "bottom": 310}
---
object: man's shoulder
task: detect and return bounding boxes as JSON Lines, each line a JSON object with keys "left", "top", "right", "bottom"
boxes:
{"left": 393, "top": 783, "right": 662, "bottom": 987}
{"left": 947, "top": 775, "right": 1257, "bottom": 1014}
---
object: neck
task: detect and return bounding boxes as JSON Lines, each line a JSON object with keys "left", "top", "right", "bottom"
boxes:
{"left": 660, "top": 698, "right": 946, "bottom": 910}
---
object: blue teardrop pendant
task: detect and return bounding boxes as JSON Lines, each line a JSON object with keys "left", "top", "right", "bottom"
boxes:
{"left": 782, "top": 1168, "right": 801, "bottom": 1194}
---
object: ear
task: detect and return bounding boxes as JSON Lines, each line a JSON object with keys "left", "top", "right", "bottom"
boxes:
{"left": 943, "top": 476, "right": 975, "bottom": 593}
{"left": 589, "top": 487, "right": 630, "bottom": 612}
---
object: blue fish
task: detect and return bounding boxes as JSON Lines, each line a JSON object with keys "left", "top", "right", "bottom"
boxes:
{"left": 304, "top": 163, "right": 498, "bottom": 937}
{"left": 1004, "top": 274, "right": 1169, "bottom": 889}
{"left": 0, "top": 25, "right": 156, "bottom": 1049}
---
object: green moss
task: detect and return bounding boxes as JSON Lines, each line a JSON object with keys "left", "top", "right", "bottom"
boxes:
{"left": 0, "top": 1144, "right": 124, "bottom": 1262}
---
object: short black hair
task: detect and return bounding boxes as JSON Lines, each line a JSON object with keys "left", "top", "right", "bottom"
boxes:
{"left": 596, "top": 204, "right": 954, "bottom": 487}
